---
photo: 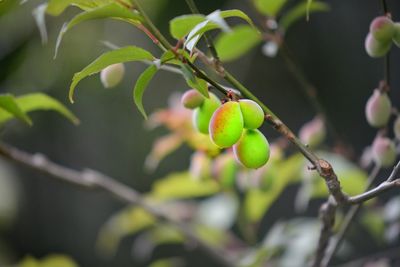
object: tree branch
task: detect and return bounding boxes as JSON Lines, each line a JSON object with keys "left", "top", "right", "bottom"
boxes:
{"left": 0, "top": 143, "right": 236, "bottom": 267}
{"left": 322, "top": 164, "right": 381, "bottom": 266}
{"left": 312, "top": 161, "right": 400, "bottom": 267}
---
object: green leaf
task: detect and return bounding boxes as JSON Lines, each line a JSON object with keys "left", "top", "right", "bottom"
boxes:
{"left": 169, "top": 14, "right": 205, "bottom": 39}
{"left": 150, "top": 172, "right": 219, "bottom": 200}
{"left": 279, "top": 1, "right": 329, "bottom": 31}
{"left": 18, "top": 254, "right": 79, "bottom": 267}
{"left": 0, "top": 94, "right": 32, "bottom": 125}
{"left": 54, "top": 3, "right": 142, "bottom": 58}
{"left": 361, "top": 210, "right": 385, "bottom": 243}
{"left": 184, "top": 9, "right": 258, "bottom": 52}
{"left": 252, "top": 0, "right": 287, "bottom": 17}
{"left": 69, "top": 46, "right": 154, "bottom": 103}
{"left": 149, "top": 258, "right": 184, "bottom": 267}
{"left": 219, "top": 9, "right": 256, "bottom": 28}
{"left": 0, "top": 93, "right": 79, "bottom": 126}
{"left": 215, "top": 25, "right": 262, "bottom": 61}
{"left": 96, "top": 206, "right": 155, "bottom": 255}
{"left": 45, "top": 0, "right": 131, "bottom": 16}
{"left": 180, "top": 65, "right": 209, "bottom": 98}
{"left": 243, "top": 154, "right": 304, "bottom": 223}
{"left": 133, "top": 64, "right": 158, "bottom": 120}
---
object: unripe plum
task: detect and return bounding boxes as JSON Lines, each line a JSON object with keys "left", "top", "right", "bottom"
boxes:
{"left": 193, "top": 93, "right": 221, "bottom": 134}
{"left": 238, "top": 99, "right": 264, "bottom": 129}
{"left": 209, "top": 101, "right": 244, "bottom": 148}
{"left": 370, "top": 16, "right": 395, "bottom": 42}
{"left": 181, "top": 89, "right": 205, "bottom": 109}
{"left": 365, "top": 33, "right": 391, "bottom": 58}
{"left": 233, "top": 129, "right": 270, "bottom": 169}
{"left": 100, "top": 63, "right": 125, "bottom": 88}
{"left": 371, "top": 136, "right": 396, "bottom": 167}
{"left": 393, "top": 22, "right": 400, "bottom": 47}
{"left": 365, "top": 89, "right": 391, "bottom": 128}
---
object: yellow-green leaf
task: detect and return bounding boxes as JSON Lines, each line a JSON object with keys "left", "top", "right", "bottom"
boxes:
{"left": 69, "top": 46, "right": 154, "bottom": 103}
{"left": 150, "top": 172, "right": 219, "bottom": 200}
{"left": 133, "top": 64, "right": 158, "bottom": 119}
{"left": 215, "top": 25, "right": 262, "bottom": 61}
{"left": 54, "top": 3, "right": 142, "bottom": 58}
{"left": 280, "top": 1, "right": 329, "bottom": 30}
{"left": 0, "top": 94, "right": 32, "bottom": 125}
{"left": 252, "top": 0, "right": 287, "bottom": 17}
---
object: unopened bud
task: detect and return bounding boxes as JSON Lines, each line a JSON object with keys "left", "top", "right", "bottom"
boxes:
{"left": 371, "top": 135, "right": 396, "bottom": 167}
{"left": 365, "top": 89, "right": 391, "bottom": 128}
{"left": 299, "top": 116, "right": 326, "bottom": 148}
{"left": 100, "top": 63, "right": 125, "bottom": 88}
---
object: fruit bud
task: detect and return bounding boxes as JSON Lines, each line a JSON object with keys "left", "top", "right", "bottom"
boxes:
{"left": 365, "top": 89, "right": 391, "bottom": 128}
{"left": 299, "top": 116, "right": 326, "bottom": 148}
{"left": 100, "top": 63, "right": 125, "bottom": 88}
{"left": 369, "top": 16, "right": 395, "bottom": 42}
{"left": 371, "top": 135, "right": 396, "bottom": 167}
{"left": 365, "top": 32, "right": 391, "bottom": 58}
{"left": 181, "top": 89, "right": 204, "bottom": 109}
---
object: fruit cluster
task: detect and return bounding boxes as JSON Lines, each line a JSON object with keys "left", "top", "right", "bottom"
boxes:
{"left": 181, "top": 89, "right": 270, "bottom": 169}
{"left": 365, "top": 16, "right": 400, "bottom": 58}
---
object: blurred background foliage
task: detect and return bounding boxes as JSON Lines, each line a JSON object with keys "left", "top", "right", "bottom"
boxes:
{"left": 0, "top": 0, "right": 400, "bottom": 266}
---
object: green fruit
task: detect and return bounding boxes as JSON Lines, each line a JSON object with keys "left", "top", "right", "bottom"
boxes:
{"left": 233, "top": 129, "right": 270, "bottom": 169}
{"left": 365, "top": 33, "right": 391, "bottom": 58}
{"left": 393, "top": 22, "right": 400, "bottom": 47}
{"left": 239, "top": 99, "right": 264, "bottom": 129}
{"left": 209, "top": 101, "right": 244, "bottom": 148}
{"left": 100, "top": 63, "right": 125, "bottom": 88}
{"left": 181, "top": 89, "right": 205, "bottom": 109}
{"left": 370, "top": 16, "right": 395, "bottom": 42}
{"left": 193, "top": 93, "right": 221, "bottom": 134}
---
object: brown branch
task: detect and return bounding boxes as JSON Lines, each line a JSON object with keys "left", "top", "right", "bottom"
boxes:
{"left": 313, "top": 197, "right": 337, "bottom": 267}
{"left": 322, "top": 164, "right": 381, "bottom": 267}
{"left": 0, "top": 143, "right": 236, "bottom": 267}
{"left": 312, "top": 161, "right": 400, "bottom": 267}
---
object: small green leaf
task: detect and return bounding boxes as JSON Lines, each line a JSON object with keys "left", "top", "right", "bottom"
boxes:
{"left": 169, "top": 14, "right": 205, "bottom": 39}
{"left": 180, "top": 65, "right": 209, "bottom": 98}
{"left": 252, "top": 0, "right": 287, "bottom": 17}
{"left": 46, "top": 0, "right": 131, "bottom": 16}
{"left": 215, "top": 25, "right": 262, "bottom": 61}
{"left": 133, "top": 64, "right": 158, "bottom": 120}
{"left": 55, "top": 3, "right": 142, "bottom": 58}
{"left": 219, "top": 9, "right": 256, "bottom": 28}
{"left": 150, "top": 172, "right": 219, "bottom": 200}
{"left": 96, "top": 206, "right": 155, "bottom": 255}
{"left": 69, "top": 46, "right": 154, "bottom": 103}
{"left": 18, "top": 254, "right": 78, "bottom": 267}
{"left": 243, "top": 154, "right": 304, "bottom": 223}
{"left": 0, "top": 93, "right": 79, "bottom": 126}
{"left": 279, "top": 1, "right": 329, "bottom": 31}
{"left": 0, "top": 94, "right": 32, "bottom": 125}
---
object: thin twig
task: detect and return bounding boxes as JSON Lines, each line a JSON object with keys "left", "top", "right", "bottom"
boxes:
{"left": 322, "top": 164, "right": 381, "bottom": 266}
{"left": 0, "top": 143, "right": 236, "bottom": 267}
